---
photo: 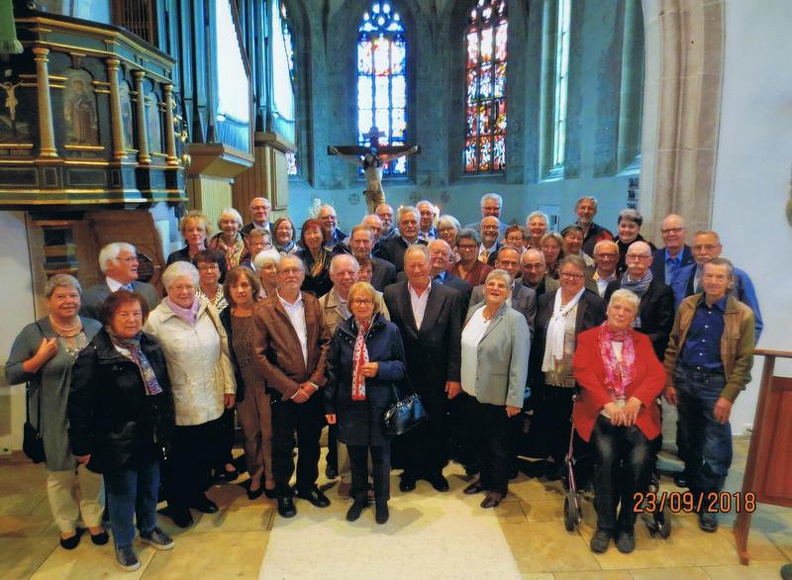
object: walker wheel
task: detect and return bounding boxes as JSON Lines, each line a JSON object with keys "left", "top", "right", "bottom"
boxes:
{"left": 563, "top": 491, "right": 581, "bottom": 531}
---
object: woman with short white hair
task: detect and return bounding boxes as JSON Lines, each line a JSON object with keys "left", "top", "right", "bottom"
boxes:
{"left": 253, "top": 248, "right": 281, "bottom": 298}
{"left": 209, "top": 207, "right": 247, "bottom": 268}
{"left": 143, "top": 262, "right": 236, "bottom": 528}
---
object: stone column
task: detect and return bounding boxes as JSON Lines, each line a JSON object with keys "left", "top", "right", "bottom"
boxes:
{"left": 106, "top": 58, "right": 126, "bottom": 159}
{"left": 32, "top": 47, "right": 58, "bottom": 158}
{"left": 132, "top": 70, "right": 151, "bottom": 164}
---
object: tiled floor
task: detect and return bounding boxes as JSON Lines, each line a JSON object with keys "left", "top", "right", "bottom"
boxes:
{"left": 0, "top": 437, "right": 789, "bottom": 579}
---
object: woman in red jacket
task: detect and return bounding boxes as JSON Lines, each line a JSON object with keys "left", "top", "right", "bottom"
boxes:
{"left": 572, "top": 289, "right": 665, "bottom": 555}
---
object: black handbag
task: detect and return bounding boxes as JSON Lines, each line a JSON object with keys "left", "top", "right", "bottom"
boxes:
{"left": 383, "top": 379, "right": 428, "bottom": 437}
{"left": 23, "top": 387, "right": 45, "bottom": 464}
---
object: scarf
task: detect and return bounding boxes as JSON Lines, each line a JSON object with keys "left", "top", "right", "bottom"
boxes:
{"left": 107, "top": 329, "right": 163, "bottom": 396}
{"left": 351, "top": 317, "right": 372, "bottom": 401}
{"left": 163, "top": 296, "right": 199, "bottom": 325}
{"left": 210, "top": 233, "right": 246, "bottom": 268}
{"left": 619, "top": 270, "right": 652, "bottom": 328}
{"left": 542, "top": 288, "right": 585, "bottom": 372}
{"left": 598, "top": 322, "right": 636, "bottom": 402}
{"left": 308, "top": 248, "right": 329, "bottom": 278}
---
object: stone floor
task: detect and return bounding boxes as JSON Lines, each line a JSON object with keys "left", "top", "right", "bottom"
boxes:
{"left": 0, "top": 436, "right": 789, "bottom": 579}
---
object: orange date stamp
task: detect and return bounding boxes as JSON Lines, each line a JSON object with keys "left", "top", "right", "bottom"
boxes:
{"left": 633, "top": 491, "right": 757, "bottom": 514}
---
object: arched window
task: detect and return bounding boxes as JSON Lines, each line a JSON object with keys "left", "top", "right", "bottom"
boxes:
{"left": 272, "top": 0, "right": 298, "bottom": 175}
{"left": 357, "top": 1, "right": 408, "bottom": 176}
{"left": 551, "top": 0, "right": 571, "bottom": 170}
{"left": 464, "top": 0, "right": 508, "bottom": 174}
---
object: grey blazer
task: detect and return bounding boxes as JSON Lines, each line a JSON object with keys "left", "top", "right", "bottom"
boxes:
{"left": 462, "top": 303, "right": 530, "bottom": 408}
{"left": 468, "top": 282, "right": 536, "bottom": 333}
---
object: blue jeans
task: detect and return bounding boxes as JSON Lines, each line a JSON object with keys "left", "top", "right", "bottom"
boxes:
{"left": 104, "top": 459, "right": 160, "bottom": 548}
{"left": 674, "top": 368, "right": 732, "bottom": 495}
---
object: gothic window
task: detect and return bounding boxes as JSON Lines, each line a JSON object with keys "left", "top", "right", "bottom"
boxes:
{"left": 551, "top": 0, "right": 571, "bottom": 171}
{"left": 357, "top": 1, "right": 408, "bottom": 176}
{"left": 272, "top": 0, "right": 299, "bottom": 175}
{"left": 215, "top": 0, "right": 251, "bottom": 153}
{"left": 464, "top": 0, "right": 508, "bottom": 175}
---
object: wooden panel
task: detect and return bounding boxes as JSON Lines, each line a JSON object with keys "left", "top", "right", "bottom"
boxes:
{"left": 756, "top": 377, "right": 792, "bottom": 504}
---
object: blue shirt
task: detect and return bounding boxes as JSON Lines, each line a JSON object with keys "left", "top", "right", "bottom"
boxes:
{"left": 663, "top": 249, "right": 684, "bottom": 285}
{"left": 433, "top": 271, "right": 447, "bottom": 284}
{"left": 680, "top": 295, "right": 727, "bottom": 370}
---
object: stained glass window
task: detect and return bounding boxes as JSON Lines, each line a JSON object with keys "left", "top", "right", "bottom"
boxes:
{"left": 552, "top": 0, "right": 571, "bottom": 169}
{"left": 464, "top": 0, "right": 508, "bottom": 174}
{"left": 357, "top": 2, "right": 408, "bottom": 176}
{"left": 273, "top": 1, "right": 299, "bottom": 175}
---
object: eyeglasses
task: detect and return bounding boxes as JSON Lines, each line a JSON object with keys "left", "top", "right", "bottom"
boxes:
{"left": 693, "top": 243, "right": 719, "bottom": 251}
{"left": 171, "top": 285, "right": 195, "bottom": 293}
{"left": 594, "top": 253, "right": 618, "bottom": 259}
{"left": 198, "top": 264, "right": 219, "bottom": 271}
{"left": 626, "top": 254, "right": 651, "bottom": 261}
{"left": 661, "top": 227, "right": 684, "bottom": 234}
{"left": 458, "top": 244, "right": 477, "bottom": 251}
{"left": 351, "top": 299, "right": 374, "bottom": 306}
{"left": 560, "top": 272, "right": 584, "bottom": 280}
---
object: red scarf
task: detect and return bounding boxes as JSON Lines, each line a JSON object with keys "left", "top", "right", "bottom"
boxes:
{"left": 351, "top": 318, "right": 371, "bottom": 401}
{"left": 598, "top": 322, "right": 636, "bottom": 402}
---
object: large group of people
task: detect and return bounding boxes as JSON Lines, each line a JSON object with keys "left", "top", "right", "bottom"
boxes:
{"left": 5, "top": 193, "right": 762, "bottom": 570}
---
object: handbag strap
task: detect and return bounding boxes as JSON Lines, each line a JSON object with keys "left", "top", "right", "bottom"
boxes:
{"left": 27, "top": 322, "right": 46, "bottom": 429}
{"left": 392, "top": 373, "right": 417, "bottom": 401}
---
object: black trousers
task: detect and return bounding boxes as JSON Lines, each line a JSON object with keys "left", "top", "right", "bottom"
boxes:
{"left": 394, "top": 386, "right": 448, "bottom": 476}
{"left": 543, "top": 386, "right": 576, "bottom": 466}
{"left": 348, "top": 444, "right": 391, "bottom": 504}
{"left": 165, "top": 415, "right": 223, "bottom": 510}
{"left": 216, "top": 407, "right": 236, "bottom": 467}
{"left": 271, "top": 393, "right": 324, "bottom": 497}
{"left": 456, "top": 392, "right": 511, "bottom": 495}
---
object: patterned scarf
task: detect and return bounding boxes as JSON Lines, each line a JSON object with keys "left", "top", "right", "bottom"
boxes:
{"left": 542, "top": 288, "right": 585, "bottom": 372}
{"left": 619, "top": 269, "right": 652, "bottom": 328}
{"left": 107, "top": 329, "right": 163, "bottom": 396}
{"left": 598, "top": 322, "right": 636, "bottom": 403}
{"left": 351, "top": 317, "right": 371, "bottom": 401}
{"left": 210, "top": 233, "right": 246, "bottom": 268}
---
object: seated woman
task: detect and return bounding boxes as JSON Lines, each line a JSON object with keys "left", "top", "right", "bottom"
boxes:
{"left": 220, "top": 267, "right": 276, "bottom": 500}
{"left": 572, "top": 289, "right": 665, "bottom": 554}
{"left": 273, "top": 216, "right": 299, "bottom": 255}
{"left": 143, "top": 262, "right": 236, "bottom": 528}
{"left": 68, "top": 290, "right": 175, "bottom": 571}
{"left": 459, "top": 269, "right": 530, "bottom": 508}
{"left": 297, "top": 218, "right": 334, "bottom": 298}
{"left": 209, "top": 208, "right": 248, "bottom": 269}
{"left": 5, "top": 274, "right": 105, "bottom": 550}
{"left": 325, "top": 282, "right": 406, "bottom": 525}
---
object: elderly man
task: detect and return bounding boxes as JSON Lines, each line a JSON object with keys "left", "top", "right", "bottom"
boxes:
{"left": 520, "top": 248, "right": 560, "bottom": 297}
{"left": 591, "top": 240, "right": 620, "bottom": 297}
{"left": 670, "top": 230, "right": 762, "bottom": 340}
{"left": 604, "top": 241, "right": 675, "bottom": 360}
{"left": 375, "top": 203, "right": 398, "bottom": 242}
{"left": 575, "top": 196, "right": 614, "bottom": 256}
{"left": 650, "top": 214, "right": 694, "bottom": 284}
{"left": 465, "top": 192, "right": 507, "bottom": 235}
{"left": 349, "top": 224, "right": 395, "bottom": 291}
{"left": 241, "top": 197, "right": 273, "bottom": 236}
{"left": 469, "top": 246, "right": 536, "bottom": 332}
{"left": 663, "top": 258, "right": 755, "bottom": 533}
{"left": 379, "top": 206, "right": 427, "bottom": 272}
{"left": 478, "top": 216, "right": 502, "bottom": 266}
{"left": 384, "top": 245, "right": 462, "bottom": 493}
{"left": 426, "top": 239, "right": 472, "bottom": 312}
{"left": 252, "top": 255, "right": 332, "bottom": 518}
{"left": 317, "top": 205, "right": 349, "bottom": 252}
{"left": 417, "top": 200, "right": 439, "bottom": 241}
{"left": 80, "top": 242, "right": 160, "bottom": 319}
{"left": 361, "top": 214, "right": 384, "bottom": 248}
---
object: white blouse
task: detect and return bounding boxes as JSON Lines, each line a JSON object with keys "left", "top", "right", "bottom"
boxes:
{"left": 460, "top": 308, "right": 491, "bottom": 397}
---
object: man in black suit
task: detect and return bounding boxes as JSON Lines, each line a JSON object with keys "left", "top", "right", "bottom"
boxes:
{"left": 240, "top": 197, "right": 274, "bottom": 237}
{"left": 80, "top": 242, "right": 160, "bottom": 319}
{"left": 384, "top": 245, "right": 462, "bottom": 493}
{"left": 379, "top": 206, "right": 427, "bottom": 272}
{"left": 650, "top": 214, "right": 694, "bottom": 284}
{"left": 349, "top": 224, "right": 395, "bottom": 291}
{"left": 604, "top": 241, "right": 675, "bottom": 360}
{"left": 520, "top": 248, "right": 561, "bottom": 298}
{"left": 427, "top": 239, "right": 472, "bottom": 311}
{"left": 469, "top": 246, "right": 536, "bottom": 333}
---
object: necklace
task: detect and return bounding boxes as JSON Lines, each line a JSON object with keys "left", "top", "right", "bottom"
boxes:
{"left": 49, "top": 316, "right": 82, "bottom": 337}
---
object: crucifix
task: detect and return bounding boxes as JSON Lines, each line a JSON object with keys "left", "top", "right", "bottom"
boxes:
{"left": 328, "top": 126, "right": 420, "bottom": 213}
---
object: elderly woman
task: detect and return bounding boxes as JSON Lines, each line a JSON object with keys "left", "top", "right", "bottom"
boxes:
{"left": 68, "top": 290, "right": 175, "bottom": 570}
{"left": 437, "top": 214, "right": 461, "bottom": 252}
{"left": 273, "top": 216, "right": 298, "bottom": 255}
{"left": 167, "top": 210, "right": 216, "bottom": 267}
{"left": 459, "top": 270, "right": 530, "bottom": 508}
{"left": 572, "top": 289, "right": 665, "bottom": 554}
{"left": 253, "top": 248, "right": 281, "bottom": 298}
{"left": 531, "top": 255, "right": 607, "bottom": 479}
{"left": 615, "top": 209, "right": 656, "bottom": 274}
{"left": 143, "top": 262, "right": 236, "bottom": 528}
{"left": 5, "top": 275, "right": 105, "bottom": 550}
{"left": 194, "top": 249, "right": 228, "bottom": 312}
{"left": 325, "top": 282, "right": 406, "bottom": 525}
{"left": 450, "top": 228, "right": 494, "bottom": 286}
{"left": 208, "top": 208, "right": 248, "bottom": 269}
{"left": 561, "top": 225, "right": 595, "bottom": 268}
{"left": 540, "top": 231, "right": 565, "bottom": 279}
{"left": 525, "top": 211, "right": 549, "bottom": 249}
{"left": 220, "top": 267, "right": 276, "bottom": 500}
{"left": 240, "top": 228, "right": 272, "bottom": 270}
{"left": 297, "top": 217, "right": 334, "bottom": 297}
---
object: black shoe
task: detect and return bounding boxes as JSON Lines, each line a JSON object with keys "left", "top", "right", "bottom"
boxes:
{"left": 139, "top": 527, "right": 174, "bottom": 551}
{"left": 296, "top": 487, "right": 331, "bottom": 508}
{"left": 616, "top": 528, "right": 635, "bottom": 553}
{"left": 218, "top": 465, "right": 239, "bottom": 482}
{"left": 277, "top": 496, "right": 297, "bottom": 518}
{"left": 115, "top": 544, "right": 140, "bottom": 571}
{"left": 425, "top": 473, "right": 449, "bottom": 492}
{"left": 464, "top": 463, "right": 480, "bottom": 477}
{"left": 480, "top": 492, "right": 503, "bottom": 509}
{"left": 375, "top": 502, "right": 389, "bottom": 524}
{"left": 674, "top": 474, "right": 688, "bottom": 488}
{"left": 346, "top": 501, "right": 367, "bottom": 522}
{"left": 325, "top": 464, "right": 338, "bottom": 479}
{"left": 463, "top": 480, "right": 483, "bottom": 495}
{"left": 190, "top": 495, "right": 219, "bottom": 514}
{"left": 399, "top": 473, "right": 417, "bottom": 493}
{"left": 59, "top": 528, "right": 84, "bottom": 550}
{"left": 168, "top": 507, "right": 194, "bottom": 528}
{"left": 545, "top": 464, "right": 564, "bottom": 482}
{"left": 264, "top": 487, "right": 278, "bottom": 499}
{"left": 590, "top": 528, "right": 612, "bottom": 553}
{"left": 89, "top": 529, "right": 109, "bottom": 546}
{"left": 247, "top": 485, "right": 264, "bottom": 500}
{"left": 698, "top": 511, "right": 718, "bottom": 532}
